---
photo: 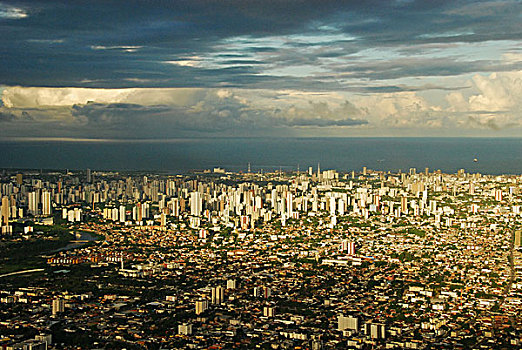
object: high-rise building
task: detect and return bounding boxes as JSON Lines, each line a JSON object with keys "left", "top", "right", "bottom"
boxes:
{"left": 401, "top": 196, "right": 408, "bottom": 214}
{"left": 329, "top": 197, "right": 336, "bottom": 216}
{"left": 1, "top": 196, "right": 9, "bottom": 226}
{"left": 170, "top": 198, "right": 180, "bottom": 216}
{"left": 227, "top": 279, "right": 236, "bottom": 289}
{"left": 263, "top": 306, "right": 275, "bottom": 317}
{"left": 311, "top": 339, "right": 323, "bottom": 350}
{"left": 86, "top": 169, "right": 92, "bottom": 183}
{"left": 35, "top": 334, "right": 52, "bottom": 346}
{"left": 347, "top": 241, "right": 356, "bottom": 255}
{"left": 338, "top": 315, "right": 359, "bottom": 331}
{"left": 42, "top": 191, "right": 51, "bottom": 216}
{"left": 9, "top": 196, "right": 17, "bottom": 220}
{"left": 190, "top": 192, "right": 202, "bottom": 217}
{"left": 365, "top": 323, "right": 386, "bottom": 339}
{"left": 13, "top": 339, "right": 47, "bottom": 350}
{"left": 178, "top": 323, "right": 193, "bottom": 335}
{"left": 211, "top": 286, "right": 225, "bottom": 305}
{"left": 74, "top": 208, "right": 82, "bottom": 222}
{"left": 28, "top": 191, "right": 38, "bottom": 215}
{"left": 195, "top": 299, "right": 208, "bottom": 315}
{"left": 160, "top": 212, "right": 167, "bottom": 227}
{"left": 136, "top": 203, "right": 142, "bottom": 222}
{"left": 286, "top": 192, "right": 293, "bottom": 218}
{"left": 119, "top": 205, "right": 126, "bottom": 223}
{"left": 515, "top": 230, "right": 521, "bottom": 248}
{"left": 16, "top": 173, "right": 23, "bottom": 185}
{"left": 338, "top": 198, "right": 345, "bottom": 215}
{"left": 52, "top": 298, "right": 64, "bottom": 315}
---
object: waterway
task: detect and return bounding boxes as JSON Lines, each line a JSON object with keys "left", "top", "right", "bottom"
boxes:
{"left": 49, "top": 230, "right": 100, "bottom": 253}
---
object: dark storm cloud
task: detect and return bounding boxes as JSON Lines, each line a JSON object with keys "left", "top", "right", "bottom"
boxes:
{"left": 71, "top": 102, "right": 171, "bottom": 129}
{"left": 70, "top": 99, "right": 369, "bottom": 134}
{"left": 1, "top": 0, "right": 520, "bottom": 89}
{"left": 0, "top": 106, "right": 33, "bottom": 122}
{"left": 0, "top": 95, "right": 369, "bottom": 138}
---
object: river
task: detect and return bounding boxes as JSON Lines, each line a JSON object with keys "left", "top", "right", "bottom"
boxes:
{"left": 49, "top": 230, "right": 100, "bottom": 253}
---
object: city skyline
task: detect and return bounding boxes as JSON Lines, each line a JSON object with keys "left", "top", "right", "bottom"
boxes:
{"left": 2, "top": 3, "right": 522, "bottom": 347}
{"left": 0, "top": 166, "right": 521, "bottom": 348}
{"left": 0, "top": 0, "right": 521, "bottom": 139}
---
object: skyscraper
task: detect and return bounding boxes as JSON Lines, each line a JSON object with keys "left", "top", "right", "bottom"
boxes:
{"left": 119, "top": 205, "right": 126, "bottom": 223}
{"left": 401, "top": 196, "right": 408, "bottom": 214}
{"left": 263, "top": 306, "right": 275, "bottom": 317}
{"left": 1, "top": 196, "right": 9, "bottom": 226}
{"left": 28, "top": 191, "right": 38, "bottom": 215}
{"left": 136, "top": 203, "right": 142, "bottom": 222}
{"left": 365, "top": 323, "right": 386, "bottom": 339}
{"left": 42, "top": 191, "right": 52, "bottom": 216}
{"left": 195, "top": 299, "right": 208, "bottom": 315}
{"left": 211, "top": 286, "right": 225, "bottom": 305}
{"left": 286, "top": 192, "right": 293, "bottom": 218}
{"left": 52, "top": 298, "right": 64, "bottom": 315}
{"left": 515, "top": 230, "right": 521, "bottom": 248}
{"left": 190, "top": 191, "right": 202, "bottom": 217}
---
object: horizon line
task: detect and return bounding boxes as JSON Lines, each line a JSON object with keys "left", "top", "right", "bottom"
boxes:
{"left": 2, "top": 136, "right": 522, "bottom": 143}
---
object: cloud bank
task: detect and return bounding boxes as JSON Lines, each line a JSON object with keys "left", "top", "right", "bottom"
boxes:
{"left": 0, "top": 0, "right": 521, "bottom": 137}
{"left": 1, "top": 70, "right": 521, "bottom": 138}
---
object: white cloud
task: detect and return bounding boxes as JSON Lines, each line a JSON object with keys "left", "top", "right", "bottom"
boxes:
{"left": 27, "top": 39, "right": 64, "bottom": 44}
{"left": 0, "top": 87, "right": 205, "bottom": 108}
{"left": 443, "top": 71, "right": 522, "bottom": 130}
{"left": 347, "top": 70, "right": 522, "bottom": 131}
{"left": 353, "top": 92, "right": 442, "bottom": 128}
{"left": 1, "top": 69, "right": 522, "bottom": 137}
{"left": 0, "top": 3, "right": 27, "bottom": 19}
{"left": 468, "top": 72, "right": 522, "bottom": 112}
{"left": 164, "top": 56, "right": 202, "bottom": 67}
{"left": 449, "top": 71, "right": 519, "bottom": 107}
{"left": 91, "top": 45, "right": 143, "bottom": 53}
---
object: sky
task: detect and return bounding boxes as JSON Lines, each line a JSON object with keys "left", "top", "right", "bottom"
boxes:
{"left": 0, "top": 0, "right": 521, "bottom": 139}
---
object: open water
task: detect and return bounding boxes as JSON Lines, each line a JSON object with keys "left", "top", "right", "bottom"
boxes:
{"left": 1, "top": 137, "right": 522, "bottom": 175}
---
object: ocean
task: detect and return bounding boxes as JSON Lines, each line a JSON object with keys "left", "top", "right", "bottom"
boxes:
{"left": 1, "top": 137, "right": 522, "bottom": 175}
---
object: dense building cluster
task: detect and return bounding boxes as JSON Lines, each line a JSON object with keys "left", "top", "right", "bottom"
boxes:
{"left": 0, "top": 166, "right": 521, "bottom": 349}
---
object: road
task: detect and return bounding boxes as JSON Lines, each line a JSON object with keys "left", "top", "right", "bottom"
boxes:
{"left": 0, "top": 268, "right": 45, "bottom": 278}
